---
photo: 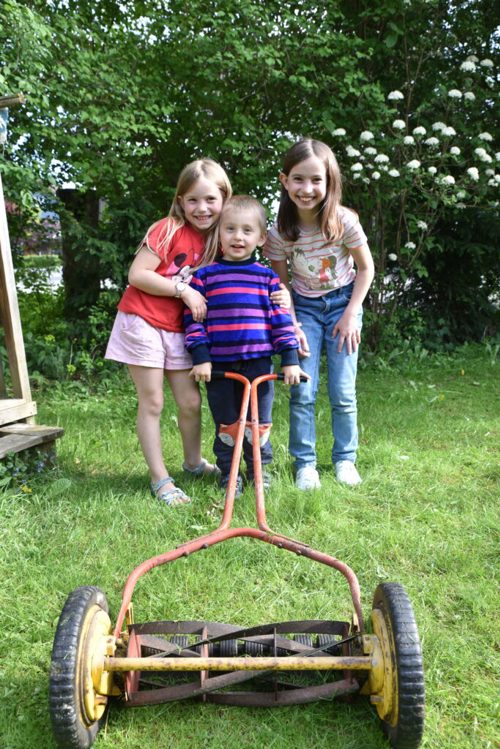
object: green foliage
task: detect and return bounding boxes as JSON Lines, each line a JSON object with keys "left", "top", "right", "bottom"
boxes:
{"left": 1, "top": 0, "right": 498, "bottom": 349}
{"left": 0, "top": 446, "right": 56, "bottom": 492}
{"left": 16, "top": 258, "right": 121, "bottom": 382}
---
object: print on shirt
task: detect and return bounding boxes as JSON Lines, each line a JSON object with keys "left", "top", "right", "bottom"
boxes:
{"left": 291, "top": 247, "right": 338, "bottom": 290}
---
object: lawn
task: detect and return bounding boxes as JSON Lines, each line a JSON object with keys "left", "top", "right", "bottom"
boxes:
{"left": 0, "top": 343, "right": 498, "bottom": 749}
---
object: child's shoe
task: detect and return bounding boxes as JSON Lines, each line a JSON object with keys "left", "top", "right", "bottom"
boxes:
{"left": 150, "top": 477, "right": 191, "bottom": 506}
{"left": 335, "top": 460, "right": 362, "bottom": 486}
{"left": 219, "top": 473, "right": 243, "bottom": 498}
{"left": 248, "top": 470, "right": 272, "bottom": 491}
{"left": 183, "top": 458, "right": 220, "bottom": 478}
{"left": 295, "top": 465, "right": 321, "bottom": 490}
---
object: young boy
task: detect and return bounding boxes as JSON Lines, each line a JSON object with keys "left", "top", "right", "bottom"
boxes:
{"left": 184, "top": 195, "right": 302, "bottom": 495}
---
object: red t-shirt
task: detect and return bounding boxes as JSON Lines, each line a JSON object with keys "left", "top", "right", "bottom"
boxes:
{"left": 118, "top": 219, "right": 205, "bottom": 332}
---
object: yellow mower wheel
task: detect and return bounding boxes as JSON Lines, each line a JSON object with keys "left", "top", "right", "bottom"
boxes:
{"left": 371, "top": 583, "right": 425, "bottom": 749}
{"left": 49, "top": 586, "right": 116, "bottom": 749}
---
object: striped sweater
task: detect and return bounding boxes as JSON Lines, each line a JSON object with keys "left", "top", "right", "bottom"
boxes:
{"left": 184, "top": 256, "right": 299, "bottom": 366}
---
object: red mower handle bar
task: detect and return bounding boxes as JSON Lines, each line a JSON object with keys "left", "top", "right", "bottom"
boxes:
{"left": 211, "top": 372, "right": 308, "bottom": 382}
{"left": 112, "top": 371, "right": 363, "bottom": 637}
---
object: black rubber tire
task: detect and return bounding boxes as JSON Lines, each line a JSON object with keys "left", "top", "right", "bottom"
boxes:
{"left": 49, "top": 586, "right": 109, "bottom": 749}
{"left": 372, "top": 583, "right": 425, "bottom": 749}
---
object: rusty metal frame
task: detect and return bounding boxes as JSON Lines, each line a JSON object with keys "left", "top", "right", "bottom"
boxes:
{"left": 108, "top": 373, "right": 366, "bottom": 706}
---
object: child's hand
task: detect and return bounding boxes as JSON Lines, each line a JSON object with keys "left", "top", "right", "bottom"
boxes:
{"left": 189, "top": 362, "right": 212, "bottom": 382}
{"left": 332, "top": 312, "right": 361, "bottom": 354}
{"left": 270, "top": 283, "right": 291, "bottom": 309}
{"left": 281, "top": 365, "right": 308, "bottom": 385}
{"left": 295, "top": 323, "right": 310, "bottom": 358}
{"left": 183, "top": 287, "right": 207, "bottom": 322}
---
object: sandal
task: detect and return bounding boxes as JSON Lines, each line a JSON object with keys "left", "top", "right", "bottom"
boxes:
{"left": 182, "top": 458, "right": 220, "bottom": 478}
{"left": 150, "top": 477, "right": 191, "bottom": 507}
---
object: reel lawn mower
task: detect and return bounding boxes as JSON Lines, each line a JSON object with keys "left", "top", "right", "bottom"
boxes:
{"left": 49, "top": 372, "right": 425, "bottom": 749}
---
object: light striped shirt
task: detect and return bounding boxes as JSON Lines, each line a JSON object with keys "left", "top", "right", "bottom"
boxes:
{"left": 263, "top": 207, "right": 368, "bottom": 298}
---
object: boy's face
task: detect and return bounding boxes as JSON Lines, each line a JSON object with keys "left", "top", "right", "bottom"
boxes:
{"left": 219, "top": 207, "right": 266, "bottom": 262}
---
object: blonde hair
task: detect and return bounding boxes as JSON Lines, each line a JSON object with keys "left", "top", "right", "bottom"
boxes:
{"left": 220, "top": 195, "right": 267, "bottom": 234}
{"left": 277, "top": 139, "right": 344, "bottom": 243}
{"left": 142, "top": 158, "right": 232, "bottom": 266}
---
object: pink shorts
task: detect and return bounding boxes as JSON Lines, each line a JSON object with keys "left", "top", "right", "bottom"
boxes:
{"left": 105, "top": 311, "right": 193, "bottom": 370}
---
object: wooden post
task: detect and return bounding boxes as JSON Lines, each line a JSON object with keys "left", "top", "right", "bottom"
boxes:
{"left": 0, "top": 93, "right": 64, "bottom": 458}
{"left": 0, "top": 169, "right": 37, "bottom": 423}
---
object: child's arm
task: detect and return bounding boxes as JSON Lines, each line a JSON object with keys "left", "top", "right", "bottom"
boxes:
{"left": 128, "top": 247, "right": 207, "bottom": 321}
{"left": 332, "top": 244, "right": 375, "bottom": 355}
{"left": 270, "top": 259, "right": 310, "bottom": 358}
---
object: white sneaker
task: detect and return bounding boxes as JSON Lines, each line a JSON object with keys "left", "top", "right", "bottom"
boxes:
{"left": 295, "top": 466, "right": 321, "bottom": 490}
{"left": 335, "top": 461, "right": 362, "bottom": 486}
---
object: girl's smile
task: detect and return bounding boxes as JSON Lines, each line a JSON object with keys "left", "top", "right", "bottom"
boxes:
{"left": 178, "top": 177, "right": 224, "bottom": 233}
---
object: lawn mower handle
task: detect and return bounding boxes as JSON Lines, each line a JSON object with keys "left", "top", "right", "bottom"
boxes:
{"left": 211, "top": 371, "right": 308, "bottom": 382}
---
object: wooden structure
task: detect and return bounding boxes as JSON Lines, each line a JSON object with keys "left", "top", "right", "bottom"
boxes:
{"left": 0, "top": 94, "right": 63, "bottom": 459}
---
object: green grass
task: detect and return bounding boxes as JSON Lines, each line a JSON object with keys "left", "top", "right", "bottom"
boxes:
{"left": 0, "top": 344, "right": 498, "bottom": 749}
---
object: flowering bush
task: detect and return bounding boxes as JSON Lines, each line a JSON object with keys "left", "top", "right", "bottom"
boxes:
{"left": 329, "top": 54, "right": 498, "bottom": 348}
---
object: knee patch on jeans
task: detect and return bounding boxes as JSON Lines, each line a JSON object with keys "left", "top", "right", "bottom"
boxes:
{"left": 244, "top": 423, "right": 272, "bottom": 446}
{"left": 218, "top": 423, "right": 239, "bottom": 447}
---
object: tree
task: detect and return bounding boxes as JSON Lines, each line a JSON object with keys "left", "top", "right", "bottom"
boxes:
{"left": 1, "top": 0, "right": 498, "bottom": 351}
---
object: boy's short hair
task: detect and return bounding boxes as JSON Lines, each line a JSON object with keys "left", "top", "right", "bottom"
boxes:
{"left": 220, "top": 195, "right": 267, "bottom": 234}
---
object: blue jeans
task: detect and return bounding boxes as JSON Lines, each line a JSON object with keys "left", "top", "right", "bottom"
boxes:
{"left": 289, "top": 283, "right": 362, "bottom": 469}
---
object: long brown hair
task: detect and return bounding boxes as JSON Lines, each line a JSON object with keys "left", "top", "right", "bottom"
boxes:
{"left": 277, "top": 139, "right": 344, "bottom": 242}
{"left": 143, "top": 159, "right": 232, "bottom": 266}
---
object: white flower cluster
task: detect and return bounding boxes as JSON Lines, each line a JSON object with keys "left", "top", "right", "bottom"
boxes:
{"left": 351, "top": 162, "right": 363, "bottom": 172}
{"left": 407, "top": 160, "right": 421, "bottom": 169}
{"left": 393, "top": 119, "right": 406, "bottom": 130}
{"left": 480, "top": 59, "right": 494, "bottom": 68}
{"left": 448, "top": 89, "right": 462, "bottom": 99}
{"left": 365, "top": 146, "right": 377, "bottom": 156}
{"left": 346, "top": 145, "right": 361, "bottom": 157}
{"left": 425, "top": 137, "right": 440, "bottom": 147}
{"left": 460, "top": 61, "right": 476, "bottom": 72}
{"left": 464, "top": 92, "right": 476, "bottom": 101}
{"left": 441, "top": 175, "right": 456, "bottom": 186}
{"left": 374, "top": 154, "right": 389, "bottom": 163}
{"left": 417, "top": 221, "right": 428, "bottom": 231}
{"left": 467, "top": 167, "right": 479, "bottom": 181}
{"left": 479, "top": 132, "right": 493, "bottom": 142}
{"left": 450, "top": 146, "right": 461, "bottom": 156}
{"left": 413, "top": 126, "right": 427, "bottom": 136}
{"left": 332, "top": 128, "right": 346, "bottom": 136}
{"left": 475, "top": 147, "right": 493, "bottom": 163}
{"left": 405, "top": 241, "right": 416, "bottom": 250}
{"left": 404, "top": 135, "right": 415, "bottom": 145}
{"left": 360, "top": 130, "right": 374, "bottom": 141}
{"left": 388, "top": 90, "right": 404, "bottom": 101}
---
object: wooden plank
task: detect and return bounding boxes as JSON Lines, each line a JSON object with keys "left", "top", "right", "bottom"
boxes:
{"left": 0, "top": 423, "right": 64, "bottom": 439}
{"left": 0, "top": 171, "right": 34, "bottom": 404}
{"left": 0, "top": 423, "right": 64, "bottom": 459}
{"left": 0, "top": 399, "right": 37, "bottom": 424}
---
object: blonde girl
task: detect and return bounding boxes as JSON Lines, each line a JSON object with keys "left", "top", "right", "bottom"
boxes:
{"left": 264, "top": 139, "right": 374, "bottom": 488}
{"left": 105, "top": 159, "right": 231, "bottom": 506}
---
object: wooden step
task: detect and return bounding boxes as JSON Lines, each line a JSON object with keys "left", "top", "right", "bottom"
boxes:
{"left": 0, "top": 423, "right": 64, "bottom": 459}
